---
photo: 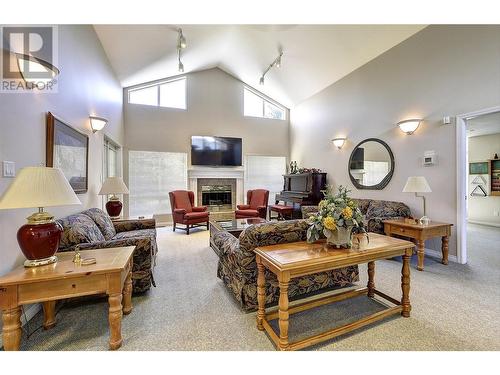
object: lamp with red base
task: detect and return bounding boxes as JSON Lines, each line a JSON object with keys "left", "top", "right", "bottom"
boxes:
{"left": 98, "top": 177, "right": 129, "bottom": 219}
{"left": 0, "top": 167, "right": 81, "bottom": 267}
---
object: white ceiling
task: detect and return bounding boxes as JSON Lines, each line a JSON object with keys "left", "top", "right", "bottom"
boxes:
{"left": 467, "top": 111, "right": 500, "bottom": 137}
{"left": 94, "top": 25, "right": 426, "bottom": 107}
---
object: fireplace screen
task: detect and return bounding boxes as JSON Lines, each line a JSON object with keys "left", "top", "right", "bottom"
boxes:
{"left": 201, "top": 185, "right": 232, "bottom": 207}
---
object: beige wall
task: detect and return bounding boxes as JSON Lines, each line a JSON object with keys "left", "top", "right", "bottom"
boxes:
{"left": 291, "top": 25, "right": 500, "bottom": 257}
{"left": 0, "top": 25, "right": 124, "bottom": 277}
{"left": 467, "top": 133, "right": 500, "bottom": 226}
{"left": 123, "top": 68, "right": 290, "bottom": 216}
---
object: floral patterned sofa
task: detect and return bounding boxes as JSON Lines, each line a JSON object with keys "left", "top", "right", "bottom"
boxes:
{"left": 56, "top": 208, "right": 157, "bottom": 293}
{"left": 301, "top": 198, "right": 412, "bottom": 234}
{"left": 213, "top": 219, "right": 359, "bottom": 311}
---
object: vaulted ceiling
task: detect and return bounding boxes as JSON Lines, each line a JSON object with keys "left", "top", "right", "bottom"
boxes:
{"left": 94, "top": 25, "right": 426, "bottom": 107}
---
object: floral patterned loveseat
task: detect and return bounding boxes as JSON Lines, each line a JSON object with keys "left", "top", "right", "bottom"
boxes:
{"left": 56, "top": 208, "right": 157, "bottom": 293}
{"left": 301, "top": 198, "right": 412, "bottom": 234}
{"left": 213, "top": 219, "right": 359, "bottom": 311}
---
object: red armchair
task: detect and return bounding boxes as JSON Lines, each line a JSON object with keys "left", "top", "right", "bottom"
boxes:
{"left": 235, "top": 189, "right": 269, "bottom": 219}
{"left": 169, "top": 190, "right": 209, "bottom": 235}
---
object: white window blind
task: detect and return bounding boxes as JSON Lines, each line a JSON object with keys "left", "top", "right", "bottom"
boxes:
{"left": 363, "top": 161, "right": 389, "bottom": 186}
{"left": 129, "top": 151, "right": 187, "bottom": 217}
{"left": 104, "top": 138, "right": 120, "bottom": 178}
{"left": 245, "top": 155, "right": 287, "bottom": 205}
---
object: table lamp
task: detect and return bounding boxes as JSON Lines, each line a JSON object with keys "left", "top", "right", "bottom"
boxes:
{"left": 403, "top": 176, "right": 432, "bottom": 223}
{"left": 0, "top": 167, "right": 81, "bottom": 267}
{"left": 99, "top": 177, "right": 129, "bottom": 218}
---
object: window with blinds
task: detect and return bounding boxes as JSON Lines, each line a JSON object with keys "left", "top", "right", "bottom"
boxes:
{"left": 245, "top": 155, "right": 287, "bottom": 205}
{"left": 104, "top": 137, "right": 120, "bottom": 178}
{"left": 129, "top": 151, "right": 188, "bottom": 218}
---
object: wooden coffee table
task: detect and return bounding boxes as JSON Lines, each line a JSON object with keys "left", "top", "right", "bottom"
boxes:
{"left": 254, "top": 233, "right": 415, "bottom": 351}
{"left": 0, "top": 246, "right": 135, "bottom": 351}
{"left": 383, "top": 219, "right": 453, "bottom": 271}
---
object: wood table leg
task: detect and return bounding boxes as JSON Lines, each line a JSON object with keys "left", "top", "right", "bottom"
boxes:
{"left": 43, "top": 300, "right": 56, "bottom": 329}
{"left": 416, "top": 239, "right": 425, "bottom": 271}
{"left": 122, "top": 267, "right": 133, "bottom": 315}
{"left": 278, "top": 274, "right": 290, "bottom": 351}
{"left": 2, "top": 306, "right": 22, "bottom": 351}
{"left": 108, "top": 293, "right": 123, "bottom": 350}
{"left": 367, "top": 261, "right": 375, "bottom": 298}
{"left": 256, "top": 256, "right": 266, "bottom": 331}
{"left": 401, "top": 249, "right": 412, "bottom": 317}
{"left": 441, "top": 236, "right": 449, "bottom": 265}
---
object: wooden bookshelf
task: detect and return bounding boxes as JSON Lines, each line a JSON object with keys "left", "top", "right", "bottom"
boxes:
{"left": 490, "top": 159, "right": 500, "bottom": 196}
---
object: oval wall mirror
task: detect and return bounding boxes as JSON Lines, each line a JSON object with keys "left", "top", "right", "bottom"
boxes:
{"left": 348, "top": 138, "right": 395, "bottom": 190}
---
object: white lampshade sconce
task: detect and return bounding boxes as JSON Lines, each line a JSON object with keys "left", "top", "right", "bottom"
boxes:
{"left": 332, "top": 137, "right": 347, "bottom": 150}
{"left": 89, "top": 116, "right": 108, "bottom": 133}
{"left": 397, "top": 119, "right": 422, "bottom": 135}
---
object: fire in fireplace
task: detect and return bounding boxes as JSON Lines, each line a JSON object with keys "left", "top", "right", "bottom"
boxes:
{"left": 201, "top": 185, "right": 232, "bottom": 208}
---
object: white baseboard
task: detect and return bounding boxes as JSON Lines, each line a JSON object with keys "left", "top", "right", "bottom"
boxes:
{"left": 467, "top": 220, "right": 500, "bottom": 228}
{"left": 424, "top": 247, "right": 458, "bottom": 263}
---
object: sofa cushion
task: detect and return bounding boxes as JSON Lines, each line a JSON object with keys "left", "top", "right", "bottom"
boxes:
{"left": 112, "top": 228, "right": 157, "bottom": 240}
{"left": 82, "top": 208, "right": 116, "bottom": 240}
{"left": 366, "top": 199, "right": 411, "bottom": 219}
{"left": 57, "top": 213, "right": 106, "bottom": 249}
{"left": 235, "top": 209, "right": 260, "bottom": 217}
{"left": 184, "top": 211, "right": 209, "bottom": 220}
{"left": 353, "top": 198, "right": 372, "bottom": 215}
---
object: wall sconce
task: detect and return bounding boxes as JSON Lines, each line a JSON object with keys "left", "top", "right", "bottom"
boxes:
{"left": 332, "top": 137, "right": 347, "bottom": 149}
{"left": 89, "top": 116, "right": 108, "bottom": 133}
{"left": 397, "top": 119, "right": 422, "bottom": 135}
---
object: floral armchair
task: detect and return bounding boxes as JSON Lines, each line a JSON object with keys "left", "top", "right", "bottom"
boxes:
{"left": 56, "top": 208, "right": 157, "bottom": 293}
{"left": 213, "top": 219, "right": 359, "bottom": 311}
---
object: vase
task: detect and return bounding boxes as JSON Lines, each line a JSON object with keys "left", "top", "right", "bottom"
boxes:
{"left": 326, "top": 226, "right": 353, "bottom": 248}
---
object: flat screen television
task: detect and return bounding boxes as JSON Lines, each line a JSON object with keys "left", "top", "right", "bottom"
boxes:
{"left": 191, "top": 136, "right": 242, "bottom": 166}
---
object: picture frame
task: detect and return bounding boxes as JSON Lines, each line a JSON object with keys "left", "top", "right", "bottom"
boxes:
{"left": 46, "top": 112, "right": 89, "bottom": 194}
{"left": 469, "top": 161, "right": 488, "bottom": 175}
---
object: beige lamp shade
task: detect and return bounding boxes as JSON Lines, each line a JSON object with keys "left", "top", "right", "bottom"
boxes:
{"left": 402, "top": 176, "right": 432, "bottom": 193}
{"left": 99, "top": 177, "right": 129, "bottom": 195}
{"left": 0, "top": 167, "right": 81, "bottom": 210}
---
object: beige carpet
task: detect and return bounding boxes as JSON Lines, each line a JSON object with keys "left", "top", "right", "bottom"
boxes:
{"left": 12, "top": 223, "right": 500, "bottom": 350}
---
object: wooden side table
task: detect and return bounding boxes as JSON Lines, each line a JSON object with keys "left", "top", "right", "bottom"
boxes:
{"left": 0, "top": 246, "right": 135, "bottom": 351}
{"left": 383, "top": 219, "right": 453, "bottom": 271}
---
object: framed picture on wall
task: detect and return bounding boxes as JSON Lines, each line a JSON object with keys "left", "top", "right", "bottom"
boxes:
{"left": 469, "top": 161, "right": 489, "bottom": 175}
{"left": 46, "top": 112, "right": 89, "bottom": 194}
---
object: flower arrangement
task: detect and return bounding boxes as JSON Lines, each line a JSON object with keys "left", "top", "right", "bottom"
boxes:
{"left": 306, "top": 185, "right": 365, "bottom": 247}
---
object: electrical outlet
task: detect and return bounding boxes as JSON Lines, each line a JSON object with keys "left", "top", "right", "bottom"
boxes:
{"left": 2, "top": 161, "right": 15, "bottom": 177}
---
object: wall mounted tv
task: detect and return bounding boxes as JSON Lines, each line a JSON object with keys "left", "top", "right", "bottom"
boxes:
{"left": 191, "top": 136, "right": 242, "bottom": 166}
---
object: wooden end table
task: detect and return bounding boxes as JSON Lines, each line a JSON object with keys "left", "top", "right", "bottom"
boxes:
{"left": 254, "top": 233, "right": 415, "bottom": 351}
{"left": 0, "top": 246, "right": 135, "bottom": 351}
{"left": 383, "top": 219, "right": 453, "bottom": 271}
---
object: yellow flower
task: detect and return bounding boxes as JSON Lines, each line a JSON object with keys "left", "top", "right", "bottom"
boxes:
{"left": 342, "top": 206, "right": 353, "bottom": 219}
{"left": 348, "top": 200, "right": 356, "bottom": 208}
{"left": 323, "top": 216, "right": 337, "bottom": 230}
{"left": 318, "top": 200, "right": 327, "bottom": 209}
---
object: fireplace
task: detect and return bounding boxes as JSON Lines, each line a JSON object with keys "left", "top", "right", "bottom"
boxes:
{"left": 196, "top": 178, "right": 236, "bottom": 213}
{"left": 201, "top": 185, "right": 232, "bottom": 208}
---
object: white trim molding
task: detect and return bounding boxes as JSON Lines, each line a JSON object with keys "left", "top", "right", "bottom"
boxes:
{"left": 456, "top": 105, "right": 500, "bottom": 265}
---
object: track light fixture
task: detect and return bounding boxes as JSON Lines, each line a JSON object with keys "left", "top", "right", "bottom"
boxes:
{"left": 259, "top": 50, "right": 283, "bottom": 85}
{"left": 177, "top": 28, "right": 186, "bottom": 72}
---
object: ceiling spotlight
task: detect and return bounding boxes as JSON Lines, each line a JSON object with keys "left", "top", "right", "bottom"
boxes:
{"left": 178, "top": 61, "right": 184, "bottom": 73}
{"left": 259, "top": 50, "right": 283, "bottom": 86}
{"left": 177, "top": 28, "right": 187, "bottom": 49}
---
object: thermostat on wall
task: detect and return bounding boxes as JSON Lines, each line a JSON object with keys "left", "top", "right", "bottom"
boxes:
{"left": 423, "top": 151, "right": 437, "bottom": 166}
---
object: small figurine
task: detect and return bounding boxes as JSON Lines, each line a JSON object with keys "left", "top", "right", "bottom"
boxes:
{"left": 495, "top": 153, "right": 499, "bottom": 160}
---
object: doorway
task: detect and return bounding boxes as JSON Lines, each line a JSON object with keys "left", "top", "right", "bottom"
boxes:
{"left": 456, "top": 106, "right": 500, "bottom": 264}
